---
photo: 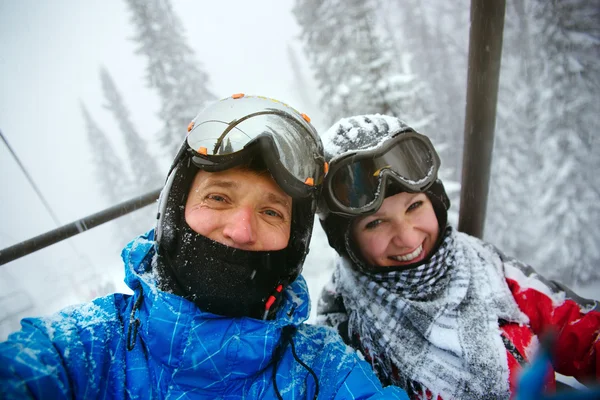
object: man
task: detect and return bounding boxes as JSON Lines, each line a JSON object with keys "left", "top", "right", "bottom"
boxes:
{"left": 0, "top": 95, "right": 408, "bottom": 399}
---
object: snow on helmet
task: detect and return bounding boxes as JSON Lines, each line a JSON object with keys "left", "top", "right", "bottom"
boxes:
{"left": 318, "top": 114, "right": 450, "bottom": 272}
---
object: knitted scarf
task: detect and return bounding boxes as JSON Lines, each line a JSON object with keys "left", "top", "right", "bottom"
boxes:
{"left": 334, "top": 227, "right": 529, "bottom": 399}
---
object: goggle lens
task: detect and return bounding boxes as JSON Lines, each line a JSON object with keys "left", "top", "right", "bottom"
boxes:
{"left": 186, "top": 95, "right": 324, "bottom": 198}
{"left": 330, "top": 137, "right": 437, "bottom": 209}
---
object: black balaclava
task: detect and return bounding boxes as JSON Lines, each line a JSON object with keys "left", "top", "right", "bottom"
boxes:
{"left": 318, "top": 115, "right": 450, "bottom": 273}
{"left": 154, "top": 150, "right": 316, "bottom": 319}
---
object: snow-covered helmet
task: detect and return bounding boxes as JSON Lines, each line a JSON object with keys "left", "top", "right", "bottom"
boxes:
{"left": 318, "top": 114, "right": 450, "bottom": 272}
{"left": 154, "top": 94, "right": 326, "bottom": 318}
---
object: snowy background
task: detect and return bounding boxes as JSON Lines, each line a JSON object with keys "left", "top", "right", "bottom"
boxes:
{"left": 1, "top": 0, "right": 598, "bottom": 341}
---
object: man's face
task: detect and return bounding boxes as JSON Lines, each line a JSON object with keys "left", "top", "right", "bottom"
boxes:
{"left": 185, "top": 167, "right": 292, "bottom": 251}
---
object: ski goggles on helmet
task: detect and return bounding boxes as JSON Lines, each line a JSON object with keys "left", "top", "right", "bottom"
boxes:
{"left": 184, "top": 94, "right": 326, "bottom": 199}
{"left": 323, "top": 130, "right": 440, "bottom": 217}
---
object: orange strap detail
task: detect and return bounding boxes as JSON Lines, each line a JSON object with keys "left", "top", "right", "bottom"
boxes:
{"left": 265, "top": 285, "right": 284, "bottom": 310}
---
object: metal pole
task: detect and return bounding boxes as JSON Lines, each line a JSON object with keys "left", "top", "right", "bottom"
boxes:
{"left": 0, "top": 188, "right": 161, "bottom": 265}
{"left": 458, "top": 0, "right": 506, "bottom": 238}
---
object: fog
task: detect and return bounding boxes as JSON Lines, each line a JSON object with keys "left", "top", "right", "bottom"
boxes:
{"left": 1, "top": 1, "right": 598, "bottom": 342}
{"left": 0, "top": 0, "right": 334, "bottom": 339}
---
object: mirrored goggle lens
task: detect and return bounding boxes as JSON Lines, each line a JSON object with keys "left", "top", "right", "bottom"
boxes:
{"left": 331, "top": 138, "right": 435, "bottom": 209}
{"left": 187, "top": 97, "right": 322, "bottom": 186}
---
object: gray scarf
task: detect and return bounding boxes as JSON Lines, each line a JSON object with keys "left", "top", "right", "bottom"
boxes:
{"left": 335, "top": 227, "right": 529, "bottom": 399}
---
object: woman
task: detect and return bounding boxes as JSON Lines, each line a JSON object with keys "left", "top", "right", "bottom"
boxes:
{"left": 317, "top": 114, "right": 600, "bottom": 399}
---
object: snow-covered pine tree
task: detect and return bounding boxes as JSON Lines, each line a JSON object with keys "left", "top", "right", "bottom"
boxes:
{"left": 532, "top": 0, "right": 600, "bottom": 284}
{"left": 377, "top": 0, "right": 470, "bottom": 179}
{"left": 286, "top": 44, "right": 317, "bottom": 116}
{"left": 100, "top": 67, "right": 163, "bottom": 193}
{"left": 100, "top": 66, "right": 163, "bottom": 235}
{"left": 80, "top": 102, "right": 139, "bottom": 242}
{"left": 374, "top": 0, "right": 469, "bottom": 216}
{"left": 124, "top": 0, "right": 216, "bottom": 158}
{"left": 294, "top": 0, "right": 462, "bottom": 222}
{"left": 485, "top": 0, "right": 548, "bottom": 263}
{"left": 293, "top": 0, "right": 434, "bottom": 128}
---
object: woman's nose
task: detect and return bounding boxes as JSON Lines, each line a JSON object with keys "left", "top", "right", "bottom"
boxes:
{"left": 221, "top": 206, "right": 256, "bottom": 246}
{"left": 390, "top": 220, "right": 419, "bottom": 249}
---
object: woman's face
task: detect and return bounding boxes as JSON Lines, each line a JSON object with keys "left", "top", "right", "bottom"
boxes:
{"left": 351, "top": 192, "right": 440, "bottom": 267}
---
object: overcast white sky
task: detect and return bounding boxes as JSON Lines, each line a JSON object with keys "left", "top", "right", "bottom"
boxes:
{"left": 0, "top": 1, "right": 334, "bottom": 333}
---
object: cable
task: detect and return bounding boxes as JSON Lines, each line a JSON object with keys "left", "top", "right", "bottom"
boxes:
{"left": 0, "top": 129, "right": 62, "bottom": 227}
{"left": 0, "top": 128, "right": 102, "bottom": 300}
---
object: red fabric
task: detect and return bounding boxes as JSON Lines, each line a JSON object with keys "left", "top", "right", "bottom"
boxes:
{"left": 501, "top": 321, "right": 556, "bottom": 395}
{"left": 508, "top": 277, "right": 600, "bottom": 385}
{"left": 376, "top": 276, "right": 599, "bottom": 400}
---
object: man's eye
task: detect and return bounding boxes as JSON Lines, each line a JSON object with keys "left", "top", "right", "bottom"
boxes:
{"left": 207, "top": 194, "right": 226, "bottom": 202}
{"left": 407, "top": 200, "right": 423, "bottom": 212}
{"left": 264, "top": 209, "right": 282, "bottom": 218}
{"left": 365, "top": 219, "right": 381, "bottom": 230}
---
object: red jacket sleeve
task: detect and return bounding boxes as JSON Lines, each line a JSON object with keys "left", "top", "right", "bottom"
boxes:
{"left": 505, "top": 261, "right": 600, "bottom": 384}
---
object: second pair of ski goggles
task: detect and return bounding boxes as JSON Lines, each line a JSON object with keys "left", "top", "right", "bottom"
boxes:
{"left": 184, "top": 94, "right": 326, "bottom": 199}
{"left": 323, "top": 130, "right": 441, "bottom": 216}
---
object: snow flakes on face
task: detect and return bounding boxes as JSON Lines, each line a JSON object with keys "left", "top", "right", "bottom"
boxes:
{"left": 321, "top": 114, "right": 409, "bottom": 158}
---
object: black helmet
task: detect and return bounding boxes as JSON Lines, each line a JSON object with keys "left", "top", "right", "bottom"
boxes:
{"left": 155, "top": 94, "right": 326, "bottom": 318}
{"left": 318, "top": 114, "right": 450, "bottom": 272}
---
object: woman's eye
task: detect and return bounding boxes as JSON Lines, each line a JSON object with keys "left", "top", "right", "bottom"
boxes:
{"left": 407, "top": 200, "right": 423, "bottom": 212}
{"left": 365, "top": 219, "right": 382, "bottom": 230}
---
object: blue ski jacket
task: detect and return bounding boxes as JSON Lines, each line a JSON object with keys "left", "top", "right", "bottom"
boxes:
{"left": 0, "top": 230, "right": 408, "bottom": 399}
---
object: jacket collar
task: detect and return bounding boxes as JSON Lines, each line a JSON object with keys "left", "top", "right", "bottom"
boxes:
{"left": 121, "top": 231, "right": 311, "bottom": 381}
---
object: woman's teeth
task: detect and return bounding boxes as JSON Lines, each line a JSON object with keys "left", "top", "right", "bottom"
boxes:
{"left": 392, "top": 244, "right": 423, "bottom": 262}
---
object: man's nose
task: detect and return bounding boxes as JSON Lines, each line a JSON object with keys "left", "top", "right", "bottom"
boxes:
{"left": 222, "top": 206, "right": 256, "bottom": 246}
